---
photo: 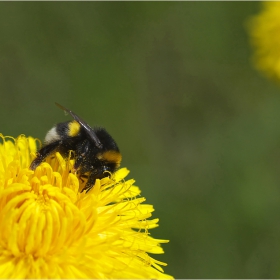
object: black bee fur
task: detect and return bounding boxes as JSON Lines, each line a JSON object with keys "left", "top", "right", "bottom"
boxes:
{"left": 30, "top": 103, "right": 122, "bottom": 192}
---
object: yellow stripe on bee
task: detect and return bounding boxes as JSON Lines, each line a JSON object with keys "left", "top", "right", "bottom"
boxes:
{"left": 68, "top": 121, "right": 81, "bottom": 137}
{"left": 97, "top": 151, "right": 122, "bottom": 166}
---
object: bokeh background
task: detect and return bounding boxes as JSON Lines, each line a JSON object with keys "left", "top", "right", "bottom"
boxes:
{"left": 1, "top": 2, "right": 280, "bottom": 278}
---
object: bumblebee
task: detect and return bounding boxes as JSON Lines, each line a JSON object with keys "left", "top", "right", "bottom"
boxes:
{"left": 30, "top": 103, "right": 122, "bottom": 192}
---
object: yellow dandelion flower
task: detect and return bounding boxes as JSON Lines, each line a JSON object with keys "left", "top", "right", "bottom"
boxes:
{"left": 247, "top": 2, "right": 280, "bottom": 81}
{"left": 0, "top": 134, "right": 172, "bottom": 279}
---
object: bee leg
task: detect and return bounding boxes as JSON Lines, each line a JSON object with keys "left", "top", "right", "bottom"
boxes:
{"left": 83, "top": 174, "right": 98, "bottom": 193}
{"left": 82, "top": 168, "right": 107, "bottom": 193}
{"left": 73, "top": 140, "right": 90, "bottom": 171}
{"left": 30, "top": 140, "right": 61, "bottom": 170}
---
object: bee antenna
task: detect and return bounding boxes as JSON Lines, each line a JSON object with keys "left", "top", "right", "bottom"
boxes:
{"left": 55, "top": 102, "right": 69, "bottom": 116}
{"left": 54, "top": 102, "right": 103, "bottom": 149}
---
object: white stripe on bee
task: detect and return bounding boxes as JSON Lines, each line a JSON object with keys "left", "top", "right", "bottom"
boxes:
{"left": 44, "top": 126, "right": 61, "bottom": 144}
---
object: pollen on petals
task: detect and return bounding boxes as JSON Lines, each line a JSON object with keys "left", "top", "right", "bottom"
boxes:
{"left": 0, "top": 135, "right": 172, "bottom": 279}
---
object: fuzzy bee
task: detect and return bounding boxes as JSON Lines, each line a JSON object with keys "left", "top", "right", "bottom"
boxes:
{"left": 30, "top": 103, "right": 122, "bottom": 192}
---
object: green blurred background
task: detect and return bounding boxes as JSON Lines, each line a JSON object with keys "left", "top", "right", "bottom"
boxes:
{"left": 1, "top": 2, "right": 280, "bottom": 278}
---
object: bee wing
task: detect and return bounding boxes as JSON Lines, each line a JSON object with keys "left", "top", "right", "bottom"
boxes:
{"left": 55, "top": 102, "right": 103, "bottom": 148}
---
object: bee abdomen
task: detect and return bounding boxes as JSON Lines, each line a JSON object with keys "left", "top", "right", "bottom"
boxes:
{"left": 44, "top": 121, "right": 82, "bottom": 145}
{"left": 44, "top": 126, "right": 61, "bottom": 144}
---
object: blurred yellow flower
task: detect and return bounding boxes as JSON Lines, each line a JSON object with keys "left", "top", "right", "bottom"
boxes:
{"left": 0, "top": 134, "right": 172, "bottom": 279}
{"left": 248, "top": 2, "right": 280, "bottom": 81}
